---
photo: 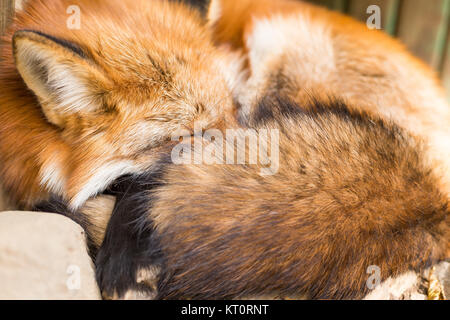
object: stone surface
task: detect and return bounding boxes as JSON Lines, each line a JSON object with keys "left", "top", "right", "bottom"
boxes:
{"left": 0, "top": 211, "right": 101, "bottom": 300}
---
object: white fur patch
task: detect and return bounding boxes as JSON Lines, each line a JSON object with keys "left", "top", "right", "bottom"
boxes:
{"left": 216, "top": 48, "right": 247, "bottom": 95}
{"left": 363, "top": 271, "right": 423, "bottom": 300}
{"left": 137, "top": 266, "right": 160, "bottom": 288}
{"left": 69, "top": 161, "right": 140, "bottom": 210}
{"left": 246, "top": 13, "right": 335, "bottom": 80}
{"left": 237, "top": 12, "right": 335, "bottom": 119}
{"left": 207, "top": 0, "right": 222, "bottom": 26}
{"left": 47, "top": 66, "right": 96, "bottom": 115}
{"left": 15, "top": 38, "right": 98, "bottom": 126}
{"left": 39, "top": 162, "right": 66, "bottom": 195}
{"left": 15, "top": 0, "right": 24, "bottom": 10}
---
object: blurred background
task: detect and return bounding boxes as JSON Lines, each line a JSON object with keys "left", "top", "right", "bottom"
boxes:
{"left": 306, "top": 0, "right": 450, "bottom": 100}
{"left": 1, "top": 0, "right": 449, "bottom": 100}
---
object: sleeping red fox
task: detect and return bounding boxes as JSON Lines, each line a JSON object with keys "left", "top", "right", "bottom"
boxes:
{"left": 0, "top": 0, "right": 242, "bottom": 244}
{"left": 0, "top": 0, "right": 241, "bottom": 207}
{"left": 0, "top": 0, "right": 448, "bottom": 299}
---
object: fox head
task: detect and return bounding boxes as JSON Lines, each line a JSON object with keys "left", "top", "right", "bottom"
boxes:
{"left": 7, "top": 0, "right": 242, "bottom": 209}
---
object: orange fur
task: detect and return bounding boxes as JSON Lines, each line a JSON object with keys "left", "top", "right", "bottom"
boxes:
{"left": 208, "top": 0, "right": 450, "bottom": 199}
{"left": 0, "top": 0, "right": 240, "bottom": 209}
{"left": 0, "top": 0, "right": 448, "bottom": 300}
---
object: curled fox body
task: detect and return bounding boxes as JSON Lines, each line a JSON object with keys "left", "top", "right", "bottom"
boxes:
{"left": 208, "top": 0, "right": 450, "bottom": 197}
{"left": 93, "top": 98, "right": 448, "bottom": 299}
{"left": 0, "top": 0, "right": 448, "bottom": 299}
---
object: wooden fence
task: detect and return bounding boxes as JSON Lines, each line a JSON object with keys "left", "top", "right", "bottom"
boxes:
{"left": 0, "top": 0, "right": 14, "bottom": 35}
{"left": 1, "top": 0, "right": 449, "bottom": 98}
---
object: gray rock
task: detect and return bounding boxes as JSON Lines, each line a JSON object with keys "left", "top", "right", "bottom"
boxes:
{"left": 0, "top": 211, "right": 101, "bottom": 300}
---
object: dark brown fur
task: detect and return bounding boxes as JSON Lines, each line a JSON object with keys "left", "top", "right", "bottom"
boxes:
{"left": 99, "top": 97, "right": 449, "bottom": 299}
{"left": 2, "top": 0, "right": 448, "bottom": 300}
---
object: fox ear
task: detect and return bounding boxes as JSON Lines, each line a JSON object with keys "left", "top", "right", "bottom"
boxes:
{"left": 13, "top": 30, "right": 110, "bottom": 127}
